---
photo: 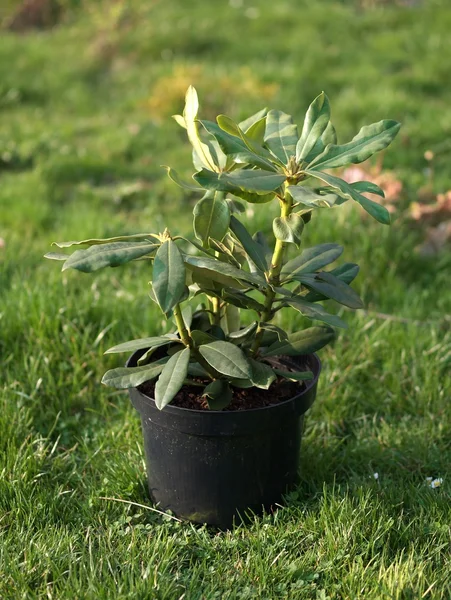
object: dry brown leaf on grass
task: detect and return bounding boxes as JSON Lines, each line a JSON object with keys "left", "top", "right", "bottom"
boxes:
{"left": 415, "top": 221, "right": 451, "bottom": 256}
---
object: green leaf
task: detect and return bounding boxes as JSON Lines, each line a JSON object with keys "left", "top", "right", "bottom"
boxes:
{"left": 296, "top": 92, "right": 331, "bottom": 163}
{"left": 105, "top": 335, "right": 179, "bottom": 354}
{"left": 299, "top": 271, "right": 363, "bottom": 309}
{"left": 309, "top": 120, "right": 401, "bottom": 170}
{"left": 287, "top": 185, "right": 340, "bottom": 208}
{"left": 273, "top": 369, "right": 314, "bottom": 381}
{"left": 181, "top": 304, "right": 193, "bottom": 329}
{"left": 305, "top": 170, "right": 391, "bottom": 224}
{"left": 52, "top": 234, "right": 158, "bottom": 248}
{"left": 350, "top": 180, "right": 385, "bottom": 198}
{"left": 303, "top": 121, "right": 337, "bottom": 164}
{"left": 44, "top": 252, "right": 69, "bottom": 261}
{"left": 202, "top": 380, "right": 233, "bottom": 410}
{"left": 228, "top": 321, "right": 258, "bottom": 344}
{"left": 191, "top": 330, "right": 218, "bottom": 346}
{"left": 164, "top": 166, "right": 204, "bottom": 192}
{"left": 184, "top": 255, "right": 266, "bottom": 288}
{"left": 282, "top": 243, "right": 343, "bottom": 279}
{"left": 260, "top": 322, "right": 289, "bottom": 341}
{"left": 62, "top": 241, "right": 159, "bottom": 273}
{"left": 193, "top": 168, "right": 286, "bottom": 194}
{"left": 249, "top": 359, "right": 276, "bottom": 389}
{"left": 230, "top": 189, "right": 275, "bottom": 204}
{"left": 199, "top": 341, "right": 252, "bottom": 379}
{"left": 183, "top": 86, "right": 217, "bottom": 172}
{"left": 193, "top": 192, "right": 230, "bottom": 246}
{"left": 283, "top": 295, "right": 348, "bottom": 328}
{"left": 229, "top": 216, "right": 268, "bottom": 272}
{"left": 154, "top": 347, "right": 190, "bottom": 410}
{"left": 222, "top": 290, "right": 265, "bottom": 312}
{"left": 303, "top": 263, "right": 360, "bottom": 302}
{"left": 238, "top": 107, "right": 268, "bottom": 132}
{"left": 262, "top": 326, "right": 335, "bottom": 357}
{"left": 273, "top": 214, "right": 304, "bottom": 247}
{"left": 101, "top": 357, "right": 169, "bottom": 389}
{"left": 330, "top": 262, "right": 360, "bottom": 284}
{"left": 264, "top": 110, "right": 299, "bottom": 163}
{"left": 152, "top": 240, "right": 186, "bottom": 316}
{"left": 199, "top": 120, "right": 276, "bottom": 171}
{"left": 217, "top": 114, "right": 277, "bottom": 165}
{"left": 244, "top": 117, "right": 267, "bottom": 145}
{"left": 220, "top": 304, "right": 241, "bottom": 335}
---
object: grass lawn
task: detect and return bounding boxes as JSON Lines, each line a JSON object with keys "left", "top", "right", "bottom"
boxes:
{"left": 1, "top": 0, "right": 450, "bottom": 598}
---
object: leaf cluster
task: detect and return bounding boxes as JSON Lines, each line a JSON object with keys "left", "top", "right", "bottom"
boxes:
{"left": 46, "top": 87, "right": 400, "bottom": 410}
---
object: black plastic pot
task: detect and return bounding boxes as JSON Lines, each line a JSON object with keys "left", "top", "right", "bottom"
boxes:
{"left": 128, "top": 350, "right": 321, "bottom": 529}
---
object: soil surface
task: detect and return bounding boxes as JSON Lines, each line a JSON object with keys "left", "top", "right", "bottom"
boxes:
{"left": 138, "top": 356, "right": 312, "bottom": 412}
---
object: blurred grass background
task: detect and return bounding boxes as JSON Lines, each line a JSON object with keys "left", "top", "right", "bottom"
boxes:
{"left": 1, "top": 1, "right": 450, "bottom": 598}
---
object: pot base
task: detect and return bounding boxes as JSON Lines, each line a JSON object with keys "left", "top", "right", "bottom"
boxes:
{"left": 128, "top": 351, "right": 321, "bottom": 529}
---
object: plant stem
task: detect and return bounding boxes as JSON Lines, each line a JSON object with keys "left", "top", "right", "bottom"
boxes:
{"left": 173, "top": 303, "right": 221, "bottom": 379}
{"left": 251, "top": 188, "right": 293, "bottom": 355}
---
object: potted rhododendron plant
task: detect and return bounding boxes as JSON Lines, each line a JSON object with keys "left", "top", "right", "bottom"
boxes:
{"left": 46, "top": 87, "right": 400, "bottom": 528}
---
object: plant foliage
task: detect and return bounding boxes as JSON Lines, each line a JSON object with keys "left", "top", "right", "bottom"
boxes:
{"left": 47, "top": 87, "right": 400, "bottom": 409}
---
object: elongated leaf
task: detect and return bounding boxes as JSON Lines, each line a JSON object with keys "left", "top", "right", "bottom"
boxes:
{"left": 199, "top": 120, "right": 276, "bottom": 171}
{"left": 164, "top": 166, "right": 204, "bottom": 192}
{"left": 303, "top": 121, "right": 337, "bottom": 164}
{"left": 191, "top": 330, "right": 218, "bottom": 346}
{"left": 350, "top": 180, "right": 385, "bottom": 198}
{"left": 299, "top": 272, "right": 363, "bottom": 309}
{"left": 154, "top": 347, "right": 190, "bottom": 409}
{"left": 230, "top": 189, "right": 275, "bottom": 204}
{"left": 53, "top": 234, "right": 159, "bottom": 249}
{"left": 193, "top": 168, "right": 286, "bottom": 194}
{"left": 284, "top": 295, "right": 348, "bottom": 328}
{"left": 209, "top": 238, "right": 241, "bottom": 267}
{"left": 330, "top": 262, "right": 360, "bottom": 284}
{"left": 105, "top": 335, "right": 178, "bottom": 354}
{"left": 62, "top": 241, "right": 159, "bottom": 273}
{"left": 239, "top": 107, "right": 268, "bottom": 132}
{"left": 264, "top": 110, "right": 299, "bottom": 163}
{"left": 188, "top": 362, "right": 210, "bottom": 378}
{"left": 229, "top": 216, "right": 268, "bottom": 272}
{"left": 181, "top": 305, "right": 193, "bottom": 329}
{"left": 220, "top": 304, "right": 240, "bottom": 335}
{"left": 274, "top": 369, "right": 313, "bottom": 381}
{"left": 199, "top": 341, "right": 252, "bottom": 379}
{"left": 183, "top": 86, "right": 217, "bottom": 172}
{"left": 152, "top": 240, "right": 186, "bottom": 316}
{"left": 44, "top": 252, "right": 69, "bottom": 261}
{"left": 306, "top": 170, "right": 391, "bottom": 224}
{"left": 249, "top": 358, "right": 276, "bottom": 389}
{"left": 303, "top": 263, "right": 360, "bottom": 302}
{"left": 184, "top": 255, "right": 266, "bottom": 288}
{"left": 193, "top": 192, "right": 230, "bottom": 246}
{"left": 217, "top": 114, "right": 277, "bottom": 166}
{"left": 309, "top": 120, "right": 401, "bottom": 170}
{"left": 101, "top": 357, "right": 169, "bottom": 389}
{"left": 202, "top": 379, "right": 233, "bottom": 410}
{"left": 282, "top": 243, "right": 343, "bottom": 279}
{"left": 296, "top": 92, "right": 330, "bottom": 162}
{"left": 245, "top": 117, "right": 266, "bottom": 144}
{"left": 262, "top": 326, "right": 335, "bottom": 357}
{"left": 287, "top": 185, "right": 340, "bottom": 208}
{"left": 260, "top": 322, "right": 289, "bottom": 341}
{"left": 222, "top": 290, "right": 265, "bottom": 312}
{"left": 228, "top": 321, "right": 258, "bottom": 344}
{"left": 253, "top": 231, "right": 273, "bottom": 266}
{"left": 273, "top": 214, "right": 304, "bottom": 247}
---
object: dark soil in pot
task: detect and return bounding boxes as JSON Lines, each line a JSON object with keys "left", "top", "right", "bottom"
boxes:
{"left": 128, "top": 349, "right": 321, "bottom": 529}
